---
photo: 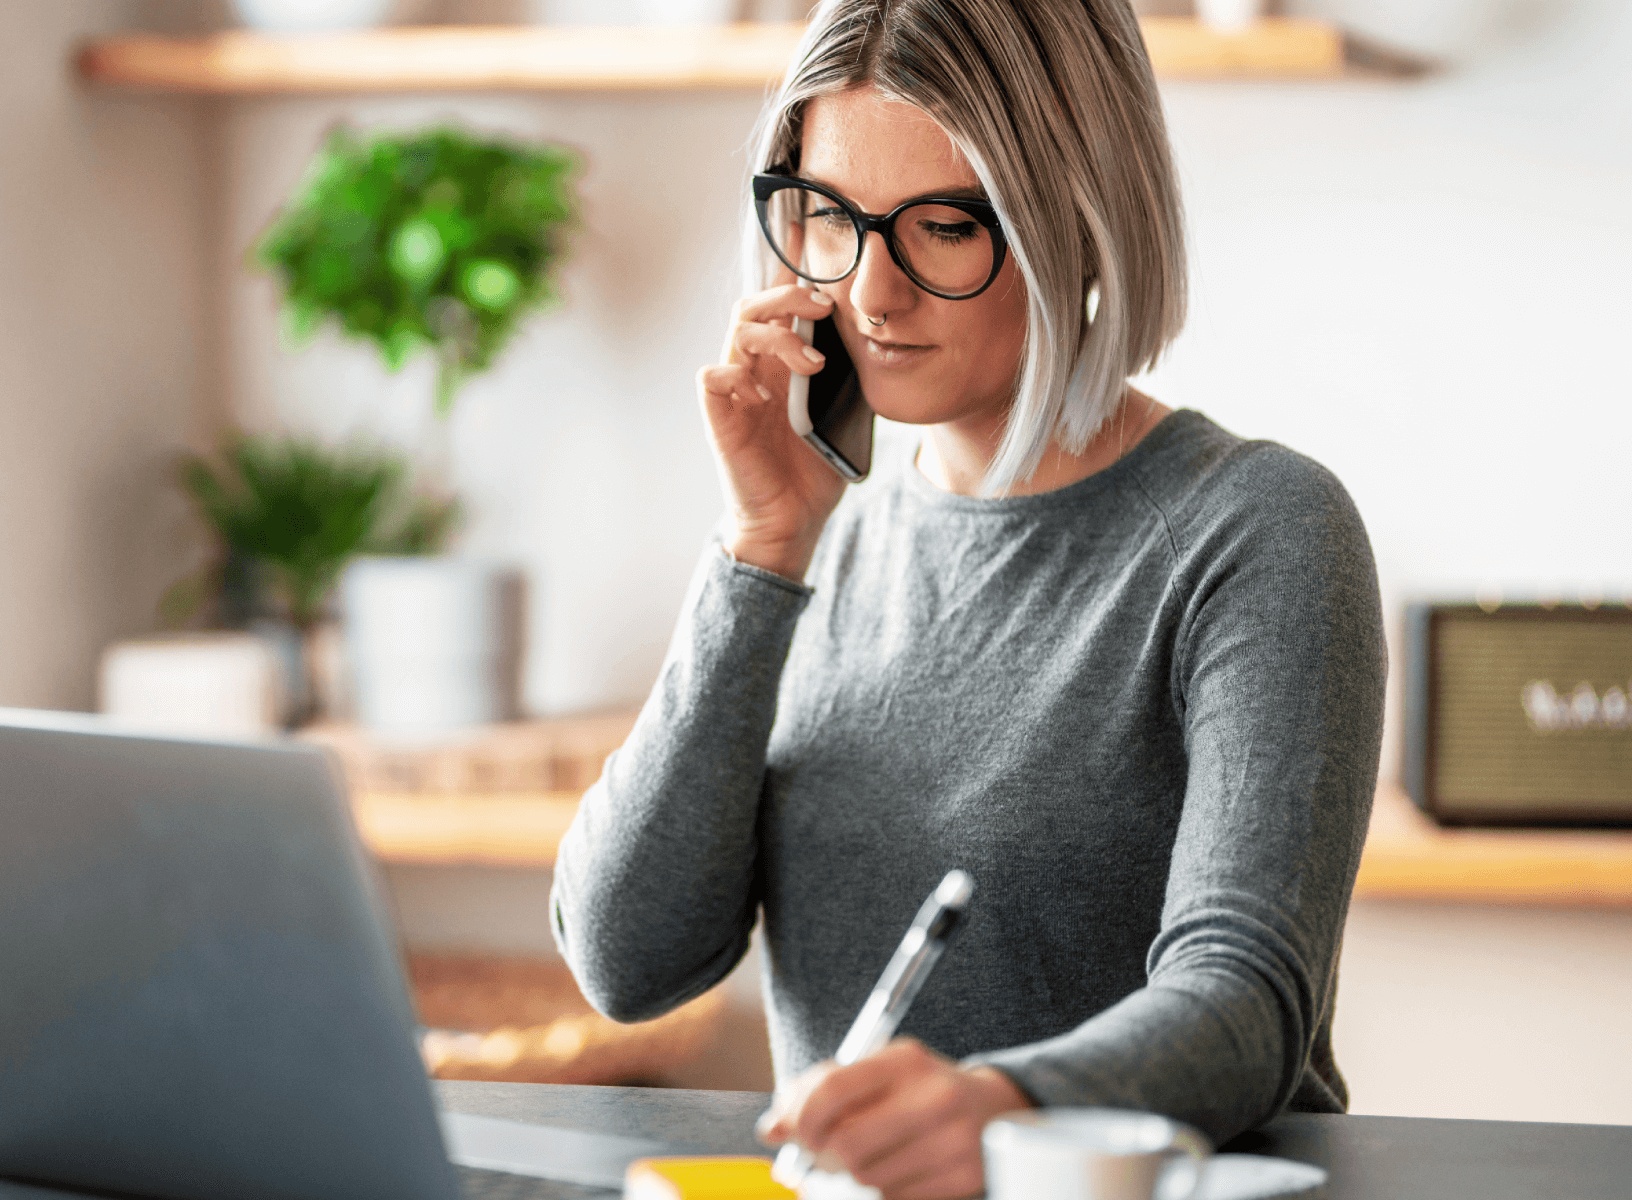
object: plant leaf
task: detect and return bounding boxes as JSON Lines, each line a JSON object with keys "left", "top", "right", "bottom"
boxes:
{"left": 251, "top": 124, "right": 581, "bottom": 416}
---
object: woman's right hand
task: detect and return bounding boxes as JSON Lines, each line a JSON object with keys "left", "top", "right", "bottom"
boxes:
{"left": 696, "top": 277, "right": 848, "bottom": 583}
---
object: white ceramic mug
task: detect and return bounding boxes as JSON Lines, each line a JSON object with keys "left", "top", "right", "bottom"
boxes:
{"left": 983, "top": 1108, "right": 1211, "bottom": 1200}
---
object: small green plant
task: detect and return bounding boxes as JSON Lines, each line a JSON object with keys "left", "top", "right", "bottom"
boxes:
{"left": 169, "top": 434, "right": 460, "bottom": 632}
{"left": 256, "top": 126, "right": 579, "bottom": 415}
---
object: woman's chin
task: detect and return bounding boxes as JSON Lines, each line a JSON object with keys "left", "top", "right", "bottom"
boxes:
{"left": 858, "top": 381, "right": 965, "bottom": 428}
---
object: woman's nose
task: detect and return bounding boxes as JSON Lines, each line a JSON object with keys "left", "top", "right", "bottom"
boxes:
{"left": 848, "top": 230, "right": 917, "bottom": 319}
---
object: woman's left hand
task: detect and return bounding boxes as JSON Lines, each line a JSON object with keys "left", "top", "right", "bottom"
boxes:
{"left": 756, "top": 1038, "right": 1033, "bottom": 1200}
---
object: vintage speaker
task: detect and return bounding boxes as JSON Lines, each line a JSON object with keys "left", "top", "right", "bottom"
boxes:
{"left": 1403, "top": 603, "right": 1632, "bottom": 826}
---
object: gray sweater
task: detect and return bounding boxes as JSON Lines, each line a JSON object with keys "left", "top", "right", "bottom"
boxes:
{"left": 551, "top": 410, "right": 1386, "bottom": 1144}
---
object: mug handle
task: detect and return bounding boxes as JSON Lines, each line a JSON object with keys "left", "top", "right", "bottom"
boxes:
{"left": 1156, "top": 1126, "right": 1211, "bottom": 1200}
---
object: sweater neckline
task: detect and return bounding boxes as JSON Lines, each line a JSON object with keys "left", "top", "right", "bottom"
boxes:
{"left": 897, "top": 408, "right": 1203, "bottom": 516}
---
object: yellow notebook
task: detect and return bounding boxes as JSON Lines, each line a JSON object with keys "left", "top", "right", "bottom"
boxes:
{"left": 623, "top": 1156, "right": 797, "bottom": 1200}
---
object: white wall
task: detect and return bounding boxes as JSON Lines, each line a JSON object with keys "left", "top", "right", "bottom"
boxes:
{"left": 1338, "top": 899, "right": 1632, "bottom": 1125}
{"left": 0, "top": 3, "right": 219, "bottom": 710}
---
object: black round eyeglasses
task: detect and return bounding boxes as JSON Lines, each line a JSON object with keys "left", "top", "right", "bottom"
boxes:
{"left": 752, "top": 172, "right": 1008, "bottom": 301}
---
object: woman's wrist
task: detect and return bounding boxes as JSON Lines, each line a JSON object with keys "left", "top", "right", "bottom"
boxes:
{"left": 962, "top": 1064, "right": 1035, "bottom": 1120}
{"left": 725, "top": 532, "right": 816, "bottom": 584}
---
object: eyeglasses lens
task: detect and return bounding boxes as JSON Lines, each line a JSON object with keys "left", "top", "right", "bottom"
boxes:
{"left": 763, "top": 185, "right": 858, "bottom": 282}
{"left": 894, "top": 204, "right": 995, "bottom": 297}
{"left": 764, "top": 185, "right": 994, "bottom": 297}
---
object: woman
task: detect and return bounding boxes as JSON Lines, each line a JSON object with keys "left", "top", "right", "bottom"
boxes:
{"left": 552, "top": 1, "right": 1386, "bottom": 1197}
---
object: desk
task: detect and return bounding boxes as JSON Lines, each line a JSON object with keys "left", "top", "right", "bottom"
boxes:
{"left": 1, "top": 1083, "right": 1626, "bottom": 1200}
{"left": 440, "top": 1081, "right": 1632, "bottom": 1200}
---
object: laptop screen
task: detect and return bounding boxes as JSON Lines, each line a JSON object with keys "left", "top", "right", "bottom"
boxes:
{"left": 0, "top": 711, "right": 459, "bottom": 1200}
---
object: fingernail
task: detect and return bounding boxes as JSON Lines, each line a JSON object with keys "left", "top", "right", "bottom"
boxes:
{"left": 803, "top": 347, "right": 825, "bottom": 363}
{"left": 756, "top": 384, "right": 772, "bottom": 401}
{"left": 811, "top": 290, "right": 833, "bottom": 305}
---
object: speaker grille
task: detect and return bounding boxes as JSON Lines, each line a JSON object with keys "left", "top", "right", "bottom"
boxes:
{"left": 1432, "top": 609, "right": 1632, "bottom": 818}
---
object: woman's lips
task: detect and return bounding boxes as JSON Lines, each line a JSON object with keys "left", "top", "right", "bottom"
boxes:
{"left": 861, "top": 335, "right": 935, "bottom": 368}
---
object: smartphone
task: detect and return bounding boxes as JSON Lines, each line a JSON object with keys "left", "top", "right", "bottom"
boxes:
{"left": 787, "top": 314, "right": 874, "bottom": 482}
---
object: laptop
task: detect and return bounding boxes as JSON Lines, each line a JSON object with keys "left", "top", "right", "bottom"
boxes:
{"left": 0, "top": 709, "right": 667, "bottom": 1200}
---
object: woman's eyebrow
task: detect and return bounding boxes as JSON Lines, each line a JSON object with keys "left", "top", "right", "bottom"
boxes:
{"left": 793, "top": 171, "right": 990, "bottom": 206}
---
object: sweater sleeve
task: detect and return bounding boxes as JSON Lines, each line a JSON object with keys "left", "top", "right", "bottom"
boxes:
{"left": 966, "top": 451, "right": 1387, "bottom": 1145}
{"left": 550, "top": 543, "right": 811, "bottom": 1022}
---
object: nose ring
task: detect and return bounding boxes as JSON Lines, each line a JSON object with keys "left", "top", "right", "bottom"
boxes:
{"left": 867, "top": 314, "right": 886, "bottom": 327}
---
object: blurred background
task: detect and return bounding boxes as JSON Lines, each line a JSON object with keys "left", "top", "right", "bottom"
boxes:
{"left": 2, "top": 0, "right": 1628, "bottom": 1126}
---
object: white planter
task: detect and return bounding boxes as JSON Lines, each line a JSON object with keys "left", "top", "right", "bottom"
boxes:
{"left": 537, "top": 0, "right": 736, "bottom": 27}
{"left": 1196, "top": 0, "right": 1264, "bottom": 35}
{"left": 341, "top": 557, "right": 526, "bottom": 737}
{"left": 98, "top": 632, "right": 283, "bottom": 738}
{"left": 231, "top": 0, "right": 393, "bottom": 32}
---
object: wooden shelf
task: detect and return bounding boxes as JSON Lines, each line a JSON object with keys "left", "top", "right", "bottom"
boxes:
{"left": 302, "top": 709, "right": 639, "bottom": 796}
{"left": 354, "top": 789, "right": 582, "bottom": 867}
{"left": 346, "top": 758, "right": 1632, "bottom": 906}
{"left": 1353, "top": 784, "right": 1632, "bottom": 908}
{"left": 299, "top": 708, "right": 638, "bottom": 867}
{"left": 75, "top": 18, "right": 1344, "bottom": 95}
{"left": 1140, "top": 15, "right": 1342, "bottom": 79}
{"left": 76, "top": 23, "right": 800, "bottom": 94}
{"left": 319, "top": 710, "right": 1632, "bottom": 904}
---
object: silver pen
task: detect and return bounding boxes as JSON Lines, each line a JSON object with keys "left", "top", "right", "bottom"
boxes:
{"left": 770, "top": 869, "right": 976, "bottom": 1189}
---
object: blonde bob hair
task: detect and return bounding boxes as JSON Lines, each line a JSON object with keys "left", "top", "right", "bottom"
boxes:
{"left": 745, "top": 0, "right": 1187, "bottom": 496}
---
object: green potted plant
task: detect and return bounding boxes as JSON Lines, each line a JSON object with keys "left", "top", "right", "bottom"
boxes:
{"left": 248, "top": 125, "right": 578, "bottom": 733}
{"left": 256, "top": 125, "right": 579, "bottom": 415}
{"left": 170, "top": 434, "right": 458, "bottom": 726}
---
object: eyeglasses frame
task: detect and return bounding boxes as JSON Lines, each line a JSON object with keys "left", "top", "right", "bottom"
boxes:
{"left": 751, "top": 172, "right": 1009, "bottom": 302}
